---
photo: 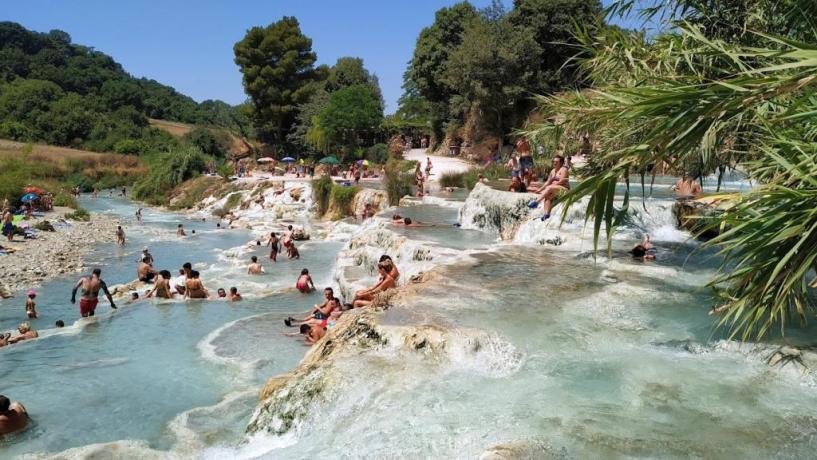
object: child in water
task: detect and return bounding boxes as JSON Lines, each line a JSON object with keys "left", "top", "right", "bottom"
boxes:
{"left": 25, "top": 290, "right": 37, "bottom": 319}
{"left": 296, "top": 269, "right": 315, "bottom": 293}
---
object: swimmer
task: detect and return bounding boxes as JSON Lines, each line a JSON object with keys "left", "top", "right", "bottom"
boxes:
{"left": 267, "top": 232, "right": 280, "bottom": 262}
{"left": 126, "top": 292, "right": 140, "bottom": 304}
{"left": 8, "top": 322, "right": 38, "bottom": 344}
{"left": 0, "top": 395, "right": 29, "bottom": 435}
{"left": 215, "top": 288, "right": 227, "bottom": 299}
{"left": 227, "top": 287, "right": 242, "bottom": 302}
{"left": 184, "top": 270, "right": 208, "bottom": 299}
{"left": 177, "top": 224, "right": 186, "bottom": 236}
{"left": 631, "top": 235, "right": 656, "bottom": 261}
{"left": 25, "top": 290, "right": 37, "bottom": 319}
{"left": 116, "top": 225, "right": 125, "bottom": 246}
{"left": 146, "top": 270, "right": 174, "bottom": 299}
{"left": 296, "top": 269, "right": 315, "bottom": 293}
{"left": 71, "top": 268, "right": 117, "bottom": 317}
{"left": 55, "top": 320, "right": 64, "bottom": 328}
{"left": 137, "top": 256, "right": 157, "bottom": 283}
{"left": 352, "top": 262, "right": 396, "bottom": 308}
{"left": 248, "top": 256, "right": 265, "bottom": 274}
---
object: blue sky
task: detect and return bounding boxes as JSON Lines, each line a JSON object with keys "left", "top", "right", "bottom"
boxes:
{"left": 4, "top": 0, "right": 639, "bottom": 114}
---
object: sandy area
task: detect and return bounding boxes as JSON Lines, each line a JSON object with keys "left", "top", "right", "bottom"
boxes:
{"left": 0, "top": 208, "right": 120, "bottom": 298}
{"left": 404, "top": 148, "right": 471, "bottom": 181}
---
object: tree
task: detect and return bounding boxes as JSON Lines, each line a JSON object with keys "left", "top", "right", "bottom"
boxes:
{"left": 183, "top": 126, "right": 231, "bottom": 157}
{"left": 311, "top": 84, "right": 383, "bottom": 157}
{"left": 445, "top": 2, "right": 541, "bottom": 151}
{"left": 406, "top": 2, "right": 480, "bottom": 142}
{"left": 234, "top": 17, "right": 324, "bottom": 145}
{"left": 508, "top": 0, "right": 603, "bottom": 91}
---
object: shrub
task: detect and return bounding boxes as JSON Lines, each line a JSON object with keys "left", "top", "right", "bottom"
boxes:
{"left": 439, "top": 172, "right": 466, "bottom": 188}
{"left": 113, "top": 139, "right": 142, "bottom": 155}
{"left": 212, "top": 207, "right": 228, "bottom": 218}
{"left": 64, "top": 207, "right": 90, "bottom": 221}
{"left": 383, "top": 159, "right": 413, "bottom": 206}
{"left": 312, "top": 175, "right": 333, "bottom": 216}
{"left": 53, "top": 192, "right": 78, "bottom": 209}
{"left": 366, "top": 143, "right": 389, "bottom": 164}
{"left": 223, "top": 192, "right": 242, "bottom": 211}
{"left": 131, "top": 147, "right": 208, "bottom": 204}
{"left": 330, "top": 185, "right": 359, "bottom": 219}
{"left": 217, "top": 161, "right": 233, "bottom": 179}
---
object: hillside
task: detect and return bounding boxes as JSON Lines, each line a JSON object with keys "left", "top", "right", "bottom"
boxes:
{"left": 0, "top": 22, "right": 249, "bottom": 154}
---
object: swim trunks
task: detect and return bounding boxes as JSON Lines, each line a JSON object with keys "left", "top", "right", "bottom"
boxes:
{"left": 519, "top": 156, "right": 534, "bottom": 170}
{"left": 79, "top": 298, "right": 98, "bottom": 316}
{"left": 296, "top": 280, "right": 308, "bottom": 291}
{"left": 2, "top": 223, "right": 12, "bottom": 236}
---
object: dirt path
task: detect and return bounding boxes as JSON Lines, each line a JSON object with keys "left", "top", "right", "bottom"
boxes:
{"left": 404, "top": 148, "right": 471, "bottom": 182}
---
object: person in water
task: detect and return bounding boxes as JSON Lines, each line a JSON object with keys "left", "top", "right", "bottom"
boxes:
{"left": 288, "top": 241, "right": 300, "bottom": 260}
{"left": 305, "top": 323, "right": 326, "bottom": 344}
{"left": 126, "top": 292, "right": 140, "bottom": 304}
{"left": 0, "top": 395, "right": 28, "bottom": 435}
{"left": 184, "top": 270, "right": 208, "bottom": 299}
{"left": 116, "top": 226, "right": 125, "bottom": 246}
{"left": 141, "top": 247, "right": 154, "bottom": 265}
{"left": 508, "top": 175, "right": 527, "bottom": 193}
{"left": 631, "top": 235, "right": 657, "bottom": 261}
{"left": 227, "top": 287, "right": 242, "bottom": 302}
{"left": 135, "top": 208, "right": 142, "bottom": 223}
{"left": 530, "top": 155, "right": 570, "bottom": 221}
{"left": 215, "top": 288, "right": 227, "bottom": 299}
{"left": 673, "top": 173, "right": 702, "bottom": 198}
{"left": 170, "top": 267, "right": 188, "bottom": 296}
{"left": 25, "top": 290, "right": 37, "bottom": 319}
{"left": 137, "top": 257, "right": 157, "bottom": 283}
{"left": 55, "top": 320, "right": 64, "bottom": 328}
{"left": 296, "top": 269, "right": 315, "bottom": 293}
{"left": 177, "top": 224, "right": 186, "bottom": 237}
{"left": 352, "top": 262, "right": 397, "bottom": 308}
{"left": 146, "top": 270, "right": 174, "bottom": 299}
{"left": 71, "top": 268, "right": 117, "bottom": 317}
{"left": 267, "top": 232, "right": 280, "bottom": 262}
{"left": 285, "top": 287, "right": 336, "bottom": 326}
{"left": 248, "top": 256, "right": 265, "bottom": 275}
{"left": 8, "top": 322, "right": 38, "bottom": 344}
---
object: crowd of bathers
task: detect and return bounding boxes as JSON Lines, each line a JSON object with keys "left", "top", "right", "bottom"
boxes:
{"left": 283, "top": 255, "right": 399, "bottom": 344}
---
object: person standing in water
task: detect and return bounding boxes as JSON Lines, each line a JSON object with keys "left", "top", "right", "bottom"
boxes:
{"left": 116, "top": 226, "right": 126, "bottom": 246}
{"left": 25, "top": 290, "right": 37, "bottom": 318}
{"left": 70, "top": 268, "right": 117, "bottom": 317}
{"left": 248, "top": 256, "right": 265, "bottom": 274}
{"left": 177, "top": 224, "right": 186, "bottom": 236}
{"left": 135, "top": 208, "right": 142, "bottom": 223}
{"left": 267, "top": 232, "right": 280, "bottom": 262}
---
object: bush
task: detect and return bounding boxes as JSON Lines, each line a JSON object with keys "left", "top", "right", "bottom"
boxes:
{"left": 366, "top": 143, "right": 389, "bottom": 164}
{"left": 64, "top": 207, "right": 90, "bottom": 221}
{"left": 212, "top": 207, "right": 228, "bottom": 218}
{"left": 113, "top": 139, "right": 142, "bottom": 155}
{"left": 462, "top": 164, "right": 506, "bottom": 189}
{"left": 223, "top": 192, "right": 242, "bottom": 211}
{"left": 330, "top": 185, "right": 359, "bottom": 219}
{"left": 131, "top": 147, "right": 208, "bottom": 204}
{"left": 34, "top": 220, "right": 55, "bottom": 232}
{"left": 440, "top": 172, "right": 466, "bottom": 188}
{"left": 383, "top": 159, "right": 413, "bottom": 206}
{"left": 217, "top": 161, "right": 233, "bottom": 179}
{"left": 312, "top": 175, "right": 333, "bottom": 216}
{"left": 53, "top": 192, "right": 78, "bottom": 209}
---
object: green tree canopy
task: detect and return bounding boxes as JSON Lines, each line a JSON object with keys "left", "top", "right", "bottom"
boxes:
{"left": 310, "top": 84, "right": 383, "bottom": 157}
{"left": 234, "top": 17, "right": 325, "bottom": 145}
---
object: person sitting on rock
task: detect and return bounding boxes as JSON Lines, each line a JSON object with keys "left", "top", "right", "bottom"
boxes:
{"left": 379, "top": 255, "right": 400, "bottom": 282}
{"left": 508, "top": 176, "right": 528, "bottom": 193}
{"left": 0, "top": 395, "right": 28, "bottom": 435}
{"left": 673, "top": 173, "right": 702, "bottom": 199}
{"left": 352, "top": 262, "right": 397, "bottom": 308}
{"left": 529, "top": 155, "right": 570, "bottom": 221}
{"left": 286, "top": 288, "right": 337, "bottom": 327}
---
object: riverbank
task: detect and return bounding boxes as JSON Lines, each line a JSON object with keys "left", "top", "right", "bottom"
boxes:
{"left": 0, "top": 207, "right": 119, "bottom": 297}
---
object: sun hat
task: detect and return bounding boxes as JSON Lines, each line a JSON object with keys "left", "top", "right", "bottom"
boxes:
{"left": 26, "top": 290, "right": 36, "bottom": 297}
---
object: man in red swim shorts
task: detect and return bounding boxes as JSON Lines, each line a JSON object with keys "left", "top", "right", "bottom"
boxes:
{"left": 71, "top": 268, "right": 117, "bottom": 317}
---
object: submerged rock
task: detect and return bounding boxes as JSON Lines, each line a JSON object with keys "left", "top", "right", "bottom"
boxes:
{"left": 479, "top": 441, "right": 570, "bottom": 460}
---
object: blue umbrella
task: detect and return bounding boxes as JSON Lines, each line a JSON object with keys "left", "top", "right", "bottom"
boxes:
{"left": 21, "top": 193, "right": 39, "bottom": 203}
{"left": 281, "top": 157, "right": 296, "bottom": 162}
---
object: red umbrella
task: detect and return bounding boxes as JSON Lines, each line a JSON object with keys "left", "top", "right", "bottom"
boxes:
{"left": 23, "top": 186, "right": 45, "bottom": 195}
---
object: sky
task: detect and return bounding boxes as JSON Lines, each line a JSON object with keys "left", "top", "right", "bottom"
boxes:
{"left": 4, "top": 0, "right": 639, "bottom": 114}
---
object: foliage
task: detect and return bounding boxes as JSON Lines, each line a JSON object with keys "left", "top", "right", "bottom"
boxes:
{"left": 234, "top": 17, "right": 325, "bottom": 145}
{"left": 313, "top": 84, "right": 383, "bottom": 159}
{"left": 131, "top": 147, "right": 208, "bottom": 204}
{"left": 329, "top": 185, "right": 359, "bottom": 219}
{"left": 440, "top": 163, "right": 507, "bottom": 189}
{"left": 183, "top": 126, "right": 231, "bottom": 157}
{"left": 365, "top": 143, "right": 389, "bottom": 164}
{"left": 311, "top": 174, "right": 333, "bottom": 216}
{"left": 383, "top": 159, "right": 414, "bottom": 205}
{"left": 526, "top": 0, "right": 817, "bottom": 339}
{"left": 64, "top": 207, "right": 90, "bottom": 221}
{"left": 0, "top": 21, "right": 244, "bottom": 151}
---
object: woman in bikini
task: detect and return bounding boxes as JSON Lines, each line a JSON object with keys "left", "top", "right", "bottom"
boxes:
{"left": 184, "top": 270, "right": 209, "bottom": 299}
{"left": 352, "top": 262, "right": 397, "bottom": 308}
{"left": 296, "top": 269, "right": 315, "bottom": 293}
{"left": 531, "top": 155, "right": 570, "bottom": 221}
{"left": 147, "top": 270, "right": 174, "bottom": 299}
{"left": 379, "top": 255, "right": 400, "bottom": 282}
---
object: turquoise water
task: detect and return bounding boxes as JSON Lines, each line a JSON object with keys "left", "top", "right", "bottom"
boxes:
{"left": 0, "top": 196, "right": 343, "bottom": 457}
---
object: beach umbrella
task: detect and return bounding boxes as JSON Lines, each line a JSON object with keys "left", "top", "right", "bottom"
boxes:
{"left": 318, "top": 156, "right": 340, "bottom": 165}
{"left": 281, "top": 156, "right": 296, "bottom": 162}
{"left": 20, "top": 193, "right": 39, "bottom": 203}
{"left": 256, "top": 157, "right": 275, "bottom": 163}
